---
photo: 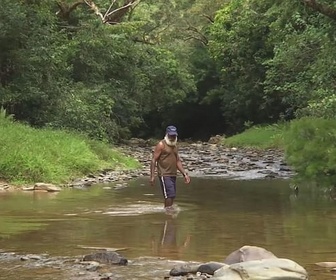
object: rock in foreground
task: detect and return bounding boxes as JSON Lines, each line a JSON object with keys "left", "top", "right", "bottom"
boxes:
{"left": 213, "top": 258, "right": 308, "bottom": 280}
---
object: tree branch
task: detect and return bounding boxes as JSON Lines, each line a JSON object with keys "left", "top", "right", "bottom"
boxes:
{"left": 104, "top": 0, "right": 117, "bottom": 19}
{"left": 56, "top": 1, "right": 85, "bottom": 20}
{"left": 185, "top": 20, "right": 208, "bottom": 45}
{"left": 56, "top": 0, "right": 142, "bottom": 25}
{"left": 183, "top": 35, "right": 208, "bottom": 46}
{"left": 104, "top": 0, "right": 141, "bottom": 24}
{"left": 84, "top": 0, "right": 105, "bottom": 21}
{"left": 202, "top": 14, "right": 214, "bottom": 23}
{"left": 302, "top": 0, "right": 336, "bottom": 21}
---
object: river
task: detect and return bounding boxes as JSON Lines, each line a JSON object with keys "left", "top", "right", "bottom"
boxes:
{"left": 0, "top": 177, "right": 336, "bottom": 279}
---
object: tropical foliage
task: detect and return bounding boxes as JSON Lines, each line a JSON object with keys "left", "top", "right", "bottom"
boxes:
{"left": 284, "top": 118, "right": 336, "bottom": 188}
{"left": 2, "top": 0, "right": 336, "bottom": 185}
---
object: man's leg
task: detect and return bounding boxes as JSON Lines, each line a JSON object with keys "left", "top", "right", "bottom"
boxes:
{"left": 164, "top": 197, "right": 174, "bottom": 208}
{"left": 159, "top": 176, "right": 176, "bottom": 208}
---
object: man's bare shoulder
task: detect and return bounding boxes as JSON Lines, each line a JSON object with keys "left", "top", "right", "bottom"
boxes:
{"left": 153, "top": 140, "right": 164, "bottom": 152}
{"left": 156, "top": 140, "right": 165, "bottom": 148}
{"left": 152, "top": 141, "right": 164, "bottom": 160}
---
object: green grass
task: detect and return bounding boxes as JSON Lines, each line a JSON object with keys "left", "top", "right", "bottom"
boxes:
{"left": 0, "top": 117, "right": 140, "bottom": 185}
{"left": 222, "top": 123, "right": 288, "bottom": 149}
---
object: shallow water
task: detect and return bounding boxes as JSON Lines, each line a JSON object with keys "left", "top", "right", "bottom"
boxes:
{"left": 0, "top": 177, "right": 336, "bottom": 279}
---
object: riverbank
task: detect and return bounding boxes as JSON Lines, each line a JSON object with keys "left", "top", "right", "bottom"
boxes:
{"left": 0, "top": 141, "right": 294, "bottom": 192}
{"left": 0, "top": 117, "right": 140, "bottom": 187}
{"left": 0, "top": 118, "right": 293, "bottom": 192}
{"left": 0, "top": 139, "right": 295, "bottom": 193}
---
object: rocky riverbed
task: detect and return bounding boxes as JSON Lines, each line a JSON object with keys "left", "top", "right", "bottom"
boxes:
{"left": 0, "top": 246, "right": 312, "bottom": 280}
{"left": 67, "top": 141, "right": 295, "bottom": 189}
{"left": 0, "top": 141, "right": 294, "bottom": 192}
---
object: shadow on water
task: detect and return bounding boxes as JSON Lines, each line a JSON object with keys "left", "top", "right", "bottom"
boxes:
{"left": 1, "top": 177, "right": 336, "bottom": 279}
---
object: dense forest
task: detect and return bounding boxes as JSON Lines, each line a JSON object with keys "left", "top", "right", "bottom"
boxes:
{"left": 1, "top": 0, "right": 336, "bottom": 142}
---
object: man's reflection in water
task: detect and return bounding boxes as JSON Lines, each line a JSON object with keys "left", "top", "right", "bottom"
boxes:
{"left": 152, "top": 216, "right": 191, "bottom": 260}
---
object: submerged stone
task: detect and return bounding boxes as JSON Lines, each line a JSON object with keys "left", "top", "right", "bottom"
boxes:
{"left": 83, "top": 251, "right": 128, "bottom": 265}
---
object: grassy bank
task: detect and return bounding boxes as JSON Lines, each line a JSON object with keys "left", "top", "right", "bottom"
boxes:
{"left": 0, "top": 115, "right": 140, "bottom": 185}
{"left": 219, "top": 119, "right": 336, "bottom": 190}
{"left": 222, "top": 123, "right": 287, "bottom": 149}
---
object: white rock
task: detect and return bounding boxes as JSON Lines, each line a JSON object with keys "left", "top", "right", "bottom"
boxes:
{"left": 34, "top": 183, "right": 61, "bottom": 192}
{"left": 213, "top": 258, "right": 308, "bottom": 280}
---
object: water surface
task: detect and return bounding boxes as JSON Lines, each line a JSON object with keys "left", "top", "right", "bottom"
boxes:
{"left": 0, "top": 177, "right": 336, "bottom": 279}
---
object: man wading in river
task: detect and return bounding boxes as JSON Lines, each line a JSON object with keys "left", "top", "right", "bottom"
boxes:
{"left": 150, "top": 125, "right": 191, "bottom": 212}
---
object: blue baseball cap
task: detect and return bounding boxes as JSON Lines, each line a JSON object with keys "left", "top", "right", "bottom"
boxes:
{"left": 166, "top": 125, "right": 178, "bottom": 136}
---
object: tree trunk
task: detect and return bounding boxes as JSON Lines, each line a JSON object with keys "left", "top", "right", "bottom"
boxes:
{"left": 302, "top": 0, "right": 336, "bottom": 21}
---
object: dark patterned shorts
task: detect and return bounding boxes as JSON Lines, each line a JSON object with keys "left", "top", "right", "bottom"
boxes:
{"left": 158, "top": 176, "right": 176, "bottom": 199}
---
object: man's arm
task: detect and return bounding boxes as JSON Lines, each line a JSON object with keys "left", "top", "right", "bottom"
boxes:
{"left": 177, "top": 154, "right": 191, "bottom": 184}
{"left": 150, "top": 141, "right": 163, "bottom": 185}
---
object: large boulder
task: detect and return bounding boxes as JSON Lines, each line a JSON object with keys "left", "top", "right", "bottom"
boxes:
{"left": 224, "top": 245, "right": 277, "bottom": 265}
{"left": 213, "top": 258, "right": 308, "bottom": 280}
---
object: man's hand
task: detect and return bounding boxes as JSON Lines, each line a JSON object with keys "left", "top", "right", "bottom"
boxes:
{"left": 184, "top": 174, "right": 191, "bottom": 184}
{"left": 150, "top": 175, "right": 155, "bottom": 186}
